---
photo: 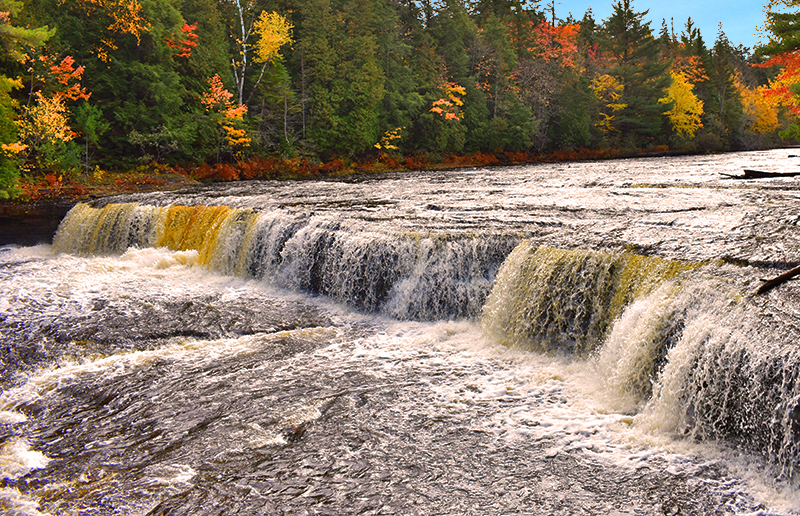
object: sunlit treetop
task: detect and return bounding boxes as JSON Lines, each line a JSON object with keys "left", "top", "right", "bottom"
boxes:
{"left": 253, "top": 11, "right": 292, "bottom": 65}
{"left": 528, "top": 22, "right": 580, "bottom": 68}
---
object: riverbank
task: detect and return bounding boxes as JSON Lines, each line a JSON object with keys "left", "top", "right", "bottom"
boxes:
{"left": 0, "top": 145, "right": 766, "bottom": 246}
{"left": 0, "top": 169, "right": 199, "bottom": 246}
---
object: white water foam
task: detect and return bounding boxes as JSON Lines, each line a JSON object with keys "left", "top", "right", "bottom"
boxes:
{"left": 0, "top": 439, "right": 50, "bottom": 480}
{"left": 3, "top": 227, "right": 800, "bottom": 513}
{"left": 0, "top": 487, "right": 50, "bottom": 516}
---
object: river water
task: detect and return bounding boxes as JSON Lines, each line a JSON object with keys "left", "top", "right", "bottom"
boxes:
{"left": 2, "top": 150, "right": 800, "bottom": 515}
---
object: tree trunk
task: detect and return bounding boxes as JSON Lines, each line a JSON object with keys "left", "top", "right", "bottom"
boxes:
{"left": 756, "top": 264, "right": 800, "bottom": 295}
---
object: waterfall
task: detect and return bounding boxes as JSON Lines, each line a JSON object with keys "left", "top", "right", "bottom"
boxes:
{"left": 480, "top": 242, "right": 702, "bottom": 354}
{"left": 638, "top": 295, "right": 800, "bottom": 481}
{"left": 50, "top": 201, "right": 800, "bottom": 478}
{"left": 52, "top": 203, "right": 518, "bottom": 320}
{"left": 479, "top": 240, "right": 800, "bottom": 478}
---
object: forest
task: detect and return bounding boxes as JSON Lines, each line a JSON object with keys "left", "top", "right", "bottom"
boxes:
{"left": 0, "top": 0, "right": 799, "bottom": 198}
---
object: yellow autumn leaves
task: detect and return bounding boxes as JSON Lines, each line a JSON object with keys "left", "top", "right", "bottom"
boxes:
{"left": 659, "top": 72, "right": 703, "bottom": 138}
{"left": 17, "top": 92, "right": 74, "bottom": 146}
{"left": 254, "top": 11, "right": 293, "bottom": 65}
{"left": 202, "top": 11, "right": 292, "bottom": 154}
{"left": 592, "top": 74, "right": 626, "bottom": 134}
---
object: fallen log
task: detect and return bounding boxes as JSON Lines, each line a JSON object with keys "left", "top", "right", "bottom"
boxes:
{"left": 756, "top": 264, "right": 800, "bottom": 295}
{"left": 722, "top": 170, "right": 800, "bottom": 180}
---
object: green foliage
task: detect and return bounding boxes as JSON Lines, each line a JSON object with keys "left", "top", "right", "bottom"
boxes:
{"left": 705, "top": 31, "right": 745, "bottom": 147}
{"left": 73, "top": 101, "right": 109, "bottom": 171}
{"left": 461, "top": 82, "right": 491, "bottom": 152}
{"left": 488, "top": 96, "right": 537, "bottom": 152}
{"left": 599, "top": 0, "right": 671, "bottom": 145}
{"left": 550, "top": 77, "right": 593, "bottom": 149}
{"left": 0, "top": 0, "right": 784, "bottom": 174}
{"left": 0, "top": 2, "right": 52, "bottom": 197}
{"left": 0, "top": 76, "right": 21, "bottom": 198}
{"left": 373, "top": 0, "right": 427, "bottom": 141}
{"left": 415, "top": 111, "right": 466, "bottom": 153}
{"left": 36, "top": 138, "right": 81, "bottom": 173}
{"left": 0, "top": 0, "right": 54, "bottom": 62}
{"left": 253, "top": 61, "right": 301, "bottom": 154}
{"left": 300, "top": 0, "right": 384, "bottom": 158}
{"left": 427, "top": 0, "right": 476, "bottom": 81}
{"left": 760, "top": 0, "right": 800, "bottom": 57}
{"left": 780, "top": 121, "right": 800, "bottom": 140}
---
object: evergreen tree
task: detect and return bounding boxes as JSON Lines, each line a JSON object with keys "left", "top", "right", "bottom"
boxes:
{"left": 550, "top": 74, "right": 593, "bottom": 149}
{"left": 761, "top": 0, "right": 800, "bottom": 57}
{"left": 599, "top": 0, "right": 670, "bottom": 146}
{"left": 427, "top": 0, "right": 477, "bottom": 82}
{"left": 705, "top": 28, "right": 744, "bottom": 149}
{"left": 373, "top": 0, "right": 426, "bottom": 145}
{"left": 299, "top": 0, "right": 384, "bottom": 157}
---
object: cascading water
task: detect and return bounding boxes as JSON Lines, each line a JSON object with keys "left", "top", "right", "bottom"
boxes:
{"left": 481, "top": 241, "right": 800, "bottom": 480}
{"left": 3, "top": 150, "right": 800, "bottom": 514}
{"left": 52, "top": 203, "right": 517, "bottom": 320}
{"left": 480, "top": 242, "right": 703, "bottom": 354}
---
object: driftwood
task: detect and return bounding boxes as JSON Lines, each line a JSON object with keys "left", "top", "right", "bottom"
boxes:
{"left": 722, "top": 169, "right": 800, "bottom": 180}
{"left": 756, "top": 264, "right": 800, "bottom": 295}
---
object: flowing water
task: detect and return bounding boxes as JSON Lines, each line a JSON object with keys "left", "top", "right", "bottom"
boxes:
{"left": 2, "top": 150, "right": 800, "bottom": 515}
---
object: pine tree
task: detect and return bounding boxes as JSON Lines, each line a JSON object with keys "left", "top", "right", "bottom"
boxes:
{"left": 299, "top": 0, "right": 384, "bottom": 157}
{"left": 373, "top": 0, "right": 425, "bottom": 143}
{"left": 599, "top": 0, "right": 670, "bottom": 145}
{"left": 706, "top": 28, "right": 744, "bottom": 147}
{"left": 761, "top": 0, "right": 800, "bottom": 57}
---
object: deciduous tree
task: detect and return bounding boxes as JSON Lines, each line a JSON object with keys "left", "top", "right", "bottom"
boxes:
{"left": 592, "top": 73, "right": 626, "bottom": 133}
{"left": 201, "top": 73, "right": 251, "bottom": 160}
{"left": 0, "top": 0, "right": 54, "bottom": 196}
{"left": 659, "top": 71, "right": 704, "bottom": 138}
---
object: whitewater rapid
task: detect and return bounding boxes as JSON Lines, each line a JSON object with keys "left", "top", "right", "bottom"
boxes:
{"left": 2, "top": 149, "right": 800, "bottom": 514}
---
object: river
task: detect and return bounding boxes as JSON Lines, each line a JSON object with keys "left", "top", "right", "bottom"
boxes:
{"left": 1, "top": 149, "right": 800, "bottom": 515}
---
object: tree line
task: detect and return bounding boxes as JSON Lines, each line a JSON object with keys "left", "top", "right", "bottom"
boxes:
{"left": 0, "top": 0, "right": 796, "bottom": 197}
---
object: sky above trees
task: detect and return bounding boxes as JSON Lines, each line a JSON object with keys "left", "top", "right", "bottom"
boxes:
{"left": 557, "top": 0, "right": 766, "bottom": 49}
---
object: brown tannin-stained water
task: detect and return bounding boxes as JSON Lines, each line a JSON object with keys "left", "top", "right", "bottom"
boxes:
{"left": 2, "top": 149, "right": 800, "bottom": 515}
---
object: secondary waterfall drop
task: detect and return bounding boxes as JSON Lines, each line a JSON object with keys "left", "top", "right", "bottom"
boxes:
{"left": 480, "top": 242, "right": 702, "bottom": 354}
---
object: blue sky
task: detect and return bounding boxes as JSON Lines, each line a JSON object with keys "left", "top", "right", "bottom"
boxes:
{"left": 554, "top": 0, "right": 768, "bottom": 50}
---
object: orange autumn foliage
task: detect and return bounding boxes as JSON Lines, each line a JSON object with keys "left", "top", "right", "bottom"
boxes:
{"left": 757, "top": 49, "right": 800, "bottom": 117}
{"left": 737, "top": 76, "right": 781, "bottom": 133}
{"left": 429, "top": 82, "right": 466, "bottom": 120}
{"left": 201, "top": 74, "right": 251, "bottom": 149}
{"left": 21, "top": 53, "right": 91, "bottom": 102}
{"left": 166, "top": 23, "right": 199, "bottom": 59}
{"left": 670, "top": 52, "right": 709, "bottom": 85}
{"left": 528, "top": 21, "right": 580, "bottom": 68}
